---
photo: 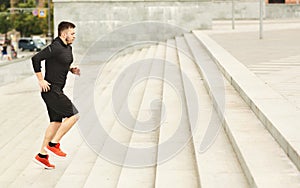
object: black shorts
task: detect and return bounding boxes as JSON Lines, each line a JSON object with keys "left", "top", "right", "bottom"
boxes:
{"left": 41, "top": 85, "right": 78, "bottom": 122}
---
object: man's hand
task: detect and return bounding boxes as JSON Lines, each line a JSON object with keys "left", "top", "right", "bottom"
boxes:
{"left": 70, "top": 67, "right": 81, "bottom": 76}
{"left": 39, "top": 80, "right": 51, "bottom": 92}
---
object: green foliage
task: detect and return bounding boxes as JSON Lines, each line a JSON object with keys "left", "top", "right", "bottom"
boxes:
{"left": 18, "top": 0, "right": 37, "bottom": 8}
{"left": 0, "top": 0, "right": 53, "bottom": 37}
{"left": 0, "top": 13, "right": 11, "bottom": 34}
{"left": 0, "top": 0, "right": 10, "bottom": 12}
{"left": 0, "top": 0, "right": 11, "bottom": 35}
{"left": 13, "top": 12, "right": 48, "bottom": 36}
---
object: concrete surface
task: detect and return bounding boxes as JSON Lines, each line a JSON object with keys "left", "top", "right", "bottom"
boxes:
{"left": 0, "top": 19, "right": 300, "bottom": 187}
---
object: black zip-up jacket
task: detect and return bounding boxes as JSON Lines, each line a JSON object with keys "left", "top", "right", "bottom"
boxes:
{"left": 32, "top": 37, "right": 73, "bottom": 89}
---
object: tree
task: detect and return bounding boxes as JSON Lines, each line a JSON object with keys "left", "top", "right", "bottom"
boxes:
{"left": 0, "top": 13, "right": 12, "bottom": 42}
{"left": 0, "top": 0, "right": 10, "bottom": 12}
{"left": 13, "top": 11, "right": 48, "bottom": 36}
{"left": 13, "top": 0, "right": 51, "bottom": 37}
{"left": 0, "top": 0, "right": 53, "bottom": 37}
{"left": 0, "top": 0, "right": 11, "bottom": 37}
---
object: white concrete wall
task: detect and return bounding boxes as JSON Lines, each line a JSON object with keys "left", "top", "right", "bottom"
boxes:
{"left": 266, "top": 4, "right": 300, "bottom": 19}
{"left": 53, "top": 0, "right": 212, "bottom": 58}
{"left": 212, "top": 1, "right": 261, "bottom": 20}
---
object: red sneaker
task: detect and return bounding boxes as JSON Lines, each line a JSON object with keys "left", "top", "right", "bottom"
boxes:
{"left": 45, "top": 143, "right": 67, "bottom": 158}
{"left": 33, "top": 154, "right": 55, "bottom": 169}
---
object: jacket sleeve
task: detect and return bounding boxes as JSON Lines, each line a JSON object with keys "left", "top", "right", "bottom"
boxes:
{"left": 31, "top": 45, "right": 54, "bottom": 73}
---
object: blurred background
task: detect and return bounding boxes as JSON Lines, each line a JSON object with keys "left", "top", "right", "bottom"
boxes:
{"left": 0, "top": 0, "right": 53, "bottom": 61}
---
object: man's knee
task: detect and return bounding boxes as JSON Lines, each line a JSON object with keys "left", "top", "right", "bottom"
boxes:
{"left": 50, "top": 122, "right": 61, "bottom": 127}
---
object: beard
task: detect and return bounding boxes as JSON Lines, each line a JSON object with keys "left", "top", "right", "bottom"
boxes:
{"left": 66, "top": 36, "right": 73, "bottom": 44}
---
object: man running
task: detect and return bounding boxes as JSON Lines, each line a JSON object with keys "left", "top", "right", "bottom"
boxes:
{"left": 32, "top": 21, "right": 80, "bottom": 169}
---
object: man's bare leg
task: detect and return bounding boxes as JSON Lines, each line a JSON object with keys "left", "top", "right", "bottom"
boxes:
{"left": 51, "top": 114, "right": 79, "bottom": 143}
{"left": 39, "top": 122, "right": 61, "bottom": 154}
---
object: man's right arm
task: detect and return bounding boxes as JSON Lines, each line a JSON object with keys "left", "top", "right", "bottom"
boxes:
{"left": 35, "top": 72, "right": 51, "bottom": 92}
{"left": 31, "top": 45, "right": 54, "bottom": 92}
{"left": 32, "top": 45, "right": 53, "bottom": 73}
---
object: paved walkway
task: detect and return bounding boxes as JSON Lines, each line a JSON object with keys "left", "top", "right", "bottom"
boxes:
{"left": 205, "top": 19, "right": 300, "bottom": 110}
{"left": 0, "top": 51, "right": 33, "bottom": 63}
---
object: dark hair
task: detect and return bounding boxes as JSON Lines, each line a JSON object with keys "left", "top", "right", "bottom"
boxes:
{"left": 58, "top": 21, "right": 75, "bottom": 36}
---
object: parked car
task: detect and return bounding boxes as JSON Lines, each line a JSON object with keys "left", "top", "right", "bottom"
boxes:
{"left": 18, "top": 38, "right": 46, "bottom": 51}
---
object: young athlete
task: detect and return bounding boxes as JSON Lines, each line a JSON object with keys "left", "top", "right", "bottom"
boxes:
{"left": 32, "top": 21, "right": 80, "bottom": 169}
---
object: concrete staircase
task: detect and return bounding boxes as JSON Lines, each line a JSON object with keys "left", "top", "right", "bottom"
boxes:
{"left": 0, "top": 30, "right": 299, "bottom": 188}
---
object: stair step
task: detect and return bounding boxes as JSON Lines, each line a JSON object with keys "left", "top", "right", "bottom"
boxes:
{"left": 185, "top": 32, "right": 300, "bottom": 187}
{"left": 0, "top": 77, "right": 48, "bottom": 186}
{"left": 54, "top": 144, "right": 98, "bottom": 188}
{"left": 4, "top": 78, "right": 85, "bottom": 187}
{"left": 193, "top": 30, "right": 300, "bottom": 172}
{"left": 0, "top": 115, "right": 46, "bottom": 187}
{"left": 53, "top": 53, "right": 140, "bottom": 188}
{"left": 94, "top": 50, "right": 144, "bottom": 137}
{"left": 1, "top": 27, "right": 299, "bottom": 188}
{"left": 0, "top": 95, "right": 40, "bottom": 150}
{"left": 95, "top": 52, "right": 133, "bottom": 96}
{"left": 8, "top": 120, "right": 83, "bottom": 187}
{"left": 0, "top": 104, "right": 45, "bottom": 169}
{"left": 83, "top": 46, "right": 157, "bottom": 187}
{"left": 76, "top": 48, "right": 148, "bottom": 149}
{"left": 116, "top": 44, "right": 166, "bottom": 187}
{"left": 75, "top": 49, "right": 146, "bottom": 187}
{"left": 154, "top": 39, "right": 199, "bottom": 188}
{"left": 175, "top": 36, "right": 249, "bottom": 187}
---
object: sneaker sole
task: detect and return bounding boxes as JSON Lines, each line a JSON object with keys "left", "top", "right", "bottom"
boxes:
{"left": 45, "top": 147, "right": 67, "bottom": 159}
{"left": 32, "top": 158, "right": 55, "bottom": 170}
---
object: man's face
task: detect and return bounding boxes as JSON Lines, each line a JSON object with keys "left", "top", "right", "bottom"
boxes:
{"left": 63, "top": 28, "right": 76, "bottom": 44}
